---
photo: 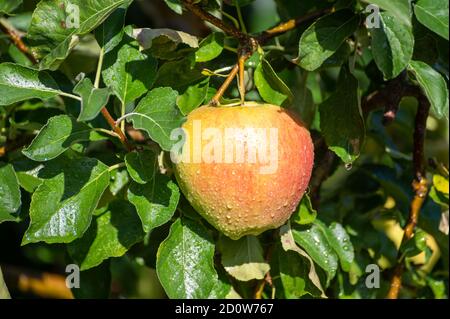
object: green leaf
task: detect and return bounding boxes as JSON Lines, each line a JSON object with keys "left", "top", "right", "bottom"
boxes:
{"left": 327, "top": 222, "right": 354, "bottom": 272}
{"left": 291, "top": 221, "right": 339, "bottom": 285}
{"left": 155, "top": 55, "right": 204, "bottom": 89}
{"left": 319, "top": 66, "right": 365, "bottom": 164}
{"left": 278, "top": 247, "right": 319, "bottom": 298}
{"left": 127, "top": 153, "right": 180, "bottom": 233}
{"left": 156, "top": 218, "right": 227, "bottom": 298}
{"left": 22, "top": 115, "right": 94, "bottom": 161}
{"left": 195, "top": 32, "right": 224, "bottom": 62}
{"left": 361, "top": 0, "right": 412, "bottom": 27}
{"left": 254, "top": 58, "right": 293, "bottom": 107}
{"left": 220, "top": 236, "right": 270, "bottom": 282}
{"left": 22, "top": 157, "right": 110, "bottom": 245}
{"left": 109, "top": 168, "right": 129, "bottom": 196}
{"left": 71, "top": 262, "right": 111, "bottom": 298}
{"left": 0, "top": 63, "right": 61, "bottom": 106}
{"left": 0, "top": 0, "right": 22, "bottom": 14}
{"left": 95, "top": 5, "right": 129, "bottom": 53}
{"left": 133, "top": 28, "right": 198, "bottom": 53}
{"left": 164, "top": 0, "right": 183, "bottom": 14}
{"left": 27, "top": 0, "right": 133, "bottom": 70}
{"left": 102, "top": 31, "right": 158, "bottom": 105}
{"left": 433, "top": 175, "right": 449, "bottom": 196}
{"left": 124, "top": 87, "right": 185, "bottom": 151}
{"left": 176, "top": 78, "right": 209, "bottom": 115}
{"left": 291, "top": 194, "right": 317, "bottom": 225}
{"left": 0, "top": 267, "right": 11, "bottom": 299}
{"left": 279, "top": 223, "right": 326, "bottom": 297}
{"left": 414, "top": 0, "right": 449, "bottom": 40}
{"left": 297, "top": 10, "right": 360, "bottom": 71}
{"left": 399, "top": 229, "right": 428, "bottom": 257}
{"left": 408, "top": 60, "right": 449, "bottom": 119}
{"left": 125, "top": 150, "right": 156, "bottom": 184}
{"left": 369, "top": 12, "right": 414, "bottom": 79}
{"left": 68, "top": 200, "right": 144, "bottom": 270}
{"left": 73, "top": 78, "right": 110, "bottom": 121}
{"left": 0, "top": 163, "right": 21, "bottom": 223}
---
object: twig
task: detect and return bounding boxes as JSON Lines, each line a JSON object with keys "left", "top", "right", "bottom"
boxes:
{"left": 254, "top": 237, "right": 276, "bottom": 299}
{"left": 0, "top": 18, "right": 38, "bottom": 64}
{"left": 386, "top": 87, "right": 430, "bottom": 299}
{"left": 362, "top": 71, "right": 408, "bottom": 125}
{"left": 257, "top": 8, "right": 332, "bottom": 43}
{"left": 181, "top": 0, "right": 248, "bottom": 42}
{"left": 101, "top": 108, "right": 132, "bottom": 151}
{"left": 209, "top": 64, "right": 239, "bottom": 106}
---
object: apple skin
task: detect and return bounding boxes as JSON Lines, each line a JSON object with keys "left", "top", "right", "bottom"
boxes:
{"left": 174, "top": 103, "right": 314, "bottom": 240}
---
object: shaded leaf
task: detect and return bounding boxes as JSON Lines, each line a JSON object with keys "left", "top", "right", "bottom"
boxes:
{"left": 155, "top": 55, "right": 204, "bottom": 89}
{"left": 124, "top": 87, "right": 185, "bottom": 151}
{"left": 195, "top": 32, "right": 224, "bottom": 62}
{"left": 128, "top": 162, "right": 180, "bottom": 233}
{"left": 297, "top": 10, "right": 360, "bottom": 71}
{"left": 408, "top": 60, "right": 449, "bottom": 119}
{"left": 102, "top": 30, "right": 158, "bottom": 105}
{"left": 177, "top": 78, "right": 209, "bottom": 115}
{"left": 280, "top": 223, "right": 326, "bottom": 297}
{"left": 369, "top": 12, "right": 414, "bottom": 79}
{"left": 95, "top": 5, "right": 129, "bottom": 53}
{"left": 254, "top": 58, "right": 293, "bottom": 106}
{"left": 220, "top": 236, "right": 270, "bottom": 282}
{"left": 125, "top": 150, "right": 156, "bottom": 184}
{"left": 0, "top": 63, "right": 61, "bottom": 106}
{"left": 22, "top": 157, "right": 110, "bottom": 244}
{"left": 414, "top": 0, "right": 449, "bottom": 40}
{"left": 361, "top": 0, "right": 412, "bottom": 27}
{"left": 319, "top": 66, "right": 364, "bottom": 164}
{"left": 0, "top": 0, "right": 22, "bottom": 14}
{"left": 156, "top": 218, "right": 228, "bottom": 298}
{"left": 22, "top": 115, "right": 94, "bottom": 161}
{"left": 291, "top": 194, "right": 317, "bottom": 225}
{"left": 68, "top": 200, "right": 144, "bottom": 270}
{"left": 133, "top": 28, "right": 198, "bottom": 50}
{"left": 73, "top": 78, "right": 110, "bottom": 121}
{"left": 0, "top": 163, "right": 21, "bottom": 223}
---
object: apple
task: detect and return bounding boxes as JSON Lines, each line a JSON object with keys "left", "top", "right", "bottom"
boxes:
{"left": 173, "top": 102, "right": 314, "bottom": 239}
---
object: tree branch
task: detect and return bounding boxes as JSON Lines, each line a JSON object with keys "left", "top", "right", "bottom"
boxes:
{"left": 101, "top": 108, "right": 132, "bottom": 151}
{"left": 257, "top": 8, "right": 332, "bottom": 43}
{"left": 386, "top": 87, "right": 430, "bottom": 299}
{"left": 0, "top": 18, "right": 38, "bottom": 64}
{"left": 181, "top": 0, "right": 248, "bottom": 41}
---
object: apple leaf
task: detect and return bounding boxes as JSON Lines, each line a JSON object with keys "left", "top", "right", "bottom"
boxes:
{"left": 68, "top": 200, "right": 144, "bottom": 270}
{"left": 127, "top": 152, "right": 180, "bottom": 233}
{"left": 156, "top": 218, "right": 230, "bottom": 298}
{"left": 319, "top": 66, "right": 365, "bottom": 164}
{"left": 22, "top": 115, "right": 95, "bottom": 162}
{"left": 297, "top": 10, "right": 360, "bottom": 71}
{"left": 27, "top": 0, "right": 133, "bottom": 70}
{"left": 102, "top": 30, "right": 158, "bottom": 105}
{"left": 124, "top": 87, "right": 185, "bottom": 151}
{"left": 0, "top": 163, "right": 21, "bottom": 223}
{"left": 0, "top": 63, "right": 61, "bottom": 106}
{"left": 220, "top": 236, "right": 270, "bottom": 282}
{"left": 22, "top": 157, "right": 110, "bottom": 245}
{"left": 73, "top": 78, "right": 110, "bottom": 121}
{"left": 408, "top": 60, "right": 449, "bottom": 119}
{"left": 369, "top": 11, "right": 414, "bottom": 79}
{"left": 414, "top": 0, "right": 449, "bottom": 40}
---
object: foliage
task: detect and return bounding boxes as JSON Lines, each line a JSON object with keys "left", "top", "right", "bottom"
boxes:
{"left": 0, "top": 0, "right": 448, "bottom": 299}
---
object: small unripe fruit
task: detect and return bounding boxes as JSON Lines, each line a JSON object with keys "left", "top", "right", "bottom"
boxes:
{"left": 174, "top": 103, "right": 314, "bottom": 239}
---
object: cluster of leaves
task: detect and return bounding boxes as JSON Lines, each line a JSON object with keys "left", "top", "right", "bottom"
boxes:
{"left": 0, "top": 0, "right": 448, "bottom": 299}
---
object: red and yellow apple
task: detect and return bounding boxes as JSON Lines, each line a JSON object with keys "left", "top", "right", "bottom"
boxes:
{"left": 173, "top": 103, "right": 314, "bottom": 239}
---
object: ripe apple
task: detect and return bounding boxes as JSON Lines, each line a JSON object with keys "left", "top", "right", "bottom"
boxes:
{"left": 173, "top": 102, "right": 314, "bottom": 239}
